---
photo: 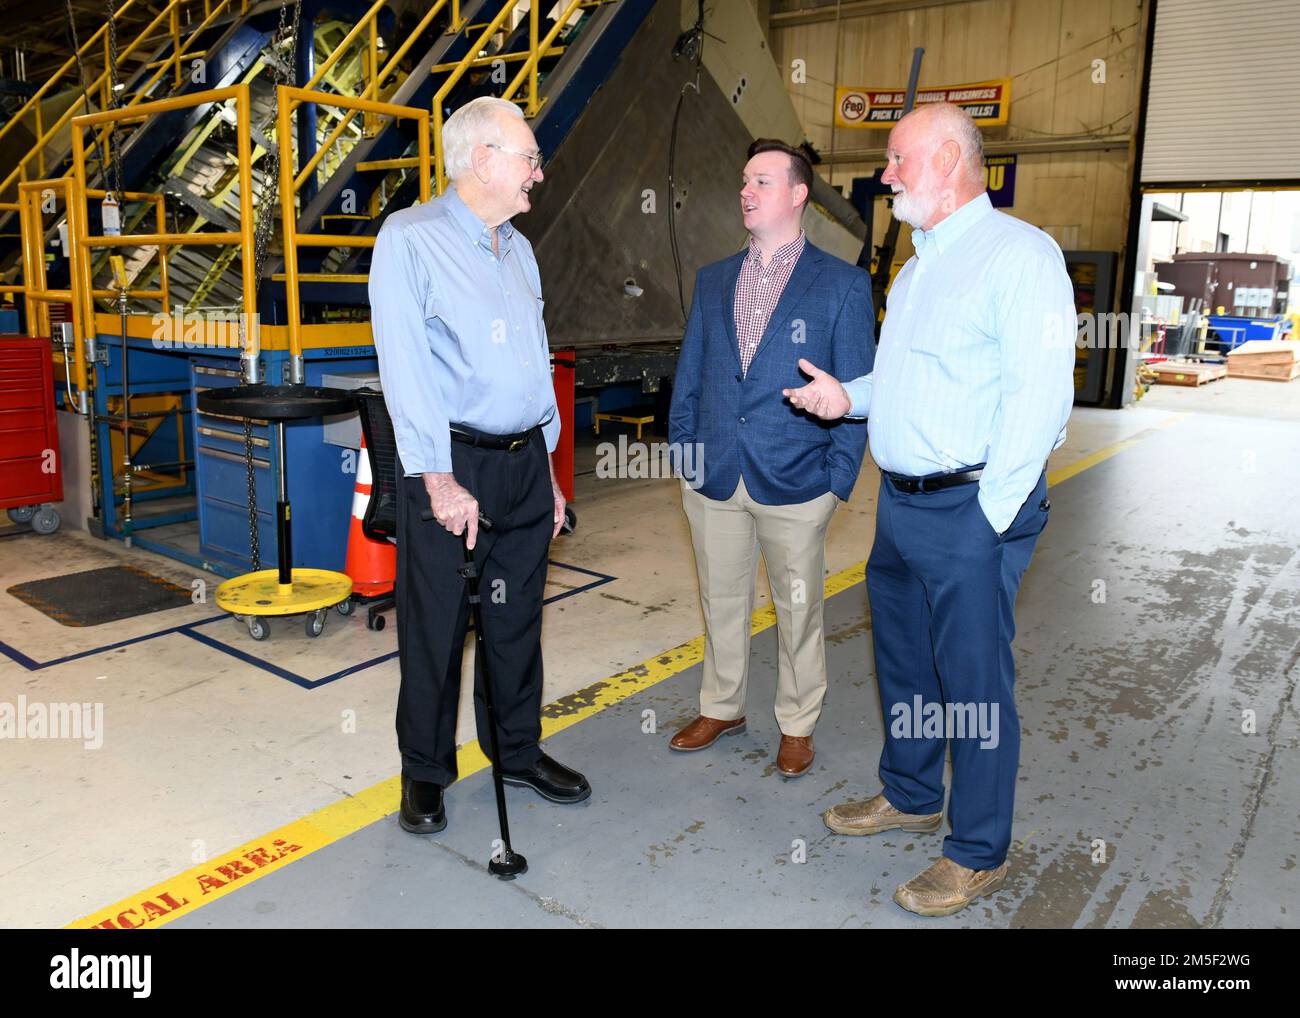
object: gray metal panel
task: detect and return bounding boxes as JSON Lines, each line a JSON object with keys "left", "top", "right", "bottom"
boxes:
{"left": 524, "top": 1, "right": 759, "bottom": 350}
{"left": 1141, "top": 0, "right": 1300, "bottom": 183}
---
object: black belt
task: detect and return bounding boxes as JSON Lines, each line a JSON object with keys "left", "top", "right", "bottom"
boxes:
{"left": 450, "top": 423, "right": 537, "bottom": 452}
{"left": 886, "top": 465, "right": 984, "bottom": 494}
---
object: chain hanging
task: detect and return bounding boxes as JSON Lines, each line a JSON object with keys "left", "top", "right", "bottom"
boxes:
{"left": 242, "top": 0, "right": 304, "bottom": 573}
{"left": 104, "top": 0, "right": 126, "bottom": 206}
{"left": 251, "top": 0, "right": 303, "bottom": 289}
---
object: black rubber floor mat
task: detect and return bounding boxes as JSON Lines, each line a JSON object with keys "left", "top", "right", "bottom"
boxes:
{"left": 7, "top": 565, "right": 191, "bottom": 627}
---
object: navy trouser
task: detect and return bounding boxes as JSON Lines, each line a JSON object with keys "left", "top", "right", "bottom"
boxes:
{"left": 867, "top": 470, "right": 1049, "bottom": 870}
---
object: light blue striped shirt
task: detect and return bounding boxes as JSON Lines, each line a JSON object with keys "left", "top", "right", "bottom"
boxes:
{"left": 842, "top": 191, "right": 1076, "bottom": 533}
{"left": 369, "top": 186, "right": 559, "bottom": 476}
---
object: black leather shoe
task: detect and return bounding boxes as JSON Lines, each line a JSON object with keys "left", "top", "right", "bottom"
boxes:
{"left": 399, "top": 775, "right": 447, "bottom": 834}
{"left": 500, "top": 753, "right": 591, "bottom": 804}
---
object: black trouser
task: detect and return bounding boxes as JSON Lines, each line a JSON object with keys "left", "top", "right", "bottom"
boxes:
{"left": 395, "top": 428, "right": 552, "bottom": 786}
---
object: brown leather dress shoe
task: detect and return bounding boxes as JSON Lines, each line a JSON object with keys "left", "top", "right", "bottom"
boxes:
{"left": 669, "top": 715, "right": 746, "bottom": 751}
{"left": 776, "top": 735, "right": 814, "bottom": 776}
{"left": 822, "top": 791, "right": 942, "bottom": 836}
{"left": 893, "top": 857, "right": 1009, "bottom": 917}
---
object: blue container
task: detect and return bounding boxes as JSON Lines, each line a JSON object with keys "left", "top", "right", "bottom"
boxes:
{"left": 1206, "top": 314, "right": 1286, "bottom": 350}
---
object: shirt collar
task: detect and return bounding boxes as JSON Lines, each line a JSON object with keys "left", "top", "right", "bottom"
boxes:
{"left": 446, "top": 185, "right": 514, "bottom": 258}
{"left": 911, "top": 191, "right": 993, "bottom": 258}
{"left": 746, "top": 229, "right": 806, "bottom": 269}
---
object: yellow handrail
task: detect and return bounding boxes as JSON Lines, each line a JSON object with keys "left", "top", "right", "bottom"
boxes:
{"left": 503, "top": 0, "right": 584, "bottom": 115}
{"left": 68, "top": 85, "right": 256, "bottom": 368}
{"left": 294, "top": 0, "right": 451, "bottom": 192}
{"left": 277, "top": 84, "right": 431, "bottom": 361}
{"left": 433, "top": 0, "right": 519, "bottom": 194}
{"left": 0, "top": 0, "right": 147, "bottom": 154}
{"left": 0, "top": 0, "right": 246, "bottom": 201}
{"left": 19, "top": 179, "right": 91, "bottom": 393}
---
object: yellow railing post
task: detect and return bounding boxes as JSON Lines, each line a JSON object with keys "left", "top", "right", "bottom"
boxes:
{"left": 67, "top": 85, "right": 253, "bottom": 367}
{"left": 34, "top": 106, "right": 44, "bottom": 177}
{"left": 366, "top": 17, "right": 379, "bottom": 134}
{"left": 278, "top": 85, "right": 431, "bottom": 357}
{"left": 0, "top": 0, "right": 247, "bottom": 201}
{"left": 170, "top": 5, "right": 183, "bottom": 89}
{"left": 528, "top": 0, "right": 539, "bottom": 116}
{"left": 276, "top": 87, "right": 302, "bottom": 363}
{"left": 504, "top": 0, "right": 583, "bottom": 114}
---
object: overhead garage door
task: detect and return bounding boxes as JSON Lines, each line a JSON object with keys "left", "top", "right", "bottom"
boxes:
{"left": 1140, "top": 0, "right": 1300, "bottom": 185}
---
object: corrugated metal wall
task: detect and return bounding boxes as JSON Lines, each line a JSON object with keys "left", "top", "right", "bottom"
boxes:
{"left": 1141, "top": 0, "right": 1300, "bottom": 184}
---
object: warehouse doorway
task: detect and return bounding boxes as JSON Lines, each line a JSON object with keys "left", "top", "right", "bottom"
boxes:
{"left": 1117, "top": 0, "right": 1300, "bottom": 410}
{"left": 1125, "top": 188, "right": 1299, "bottom": 414}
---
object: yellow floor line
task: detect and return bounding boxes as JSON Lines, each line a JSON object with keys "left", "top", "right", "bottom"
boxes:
{"left": 68, "top": 415, "right": 1183, "bottom": 929}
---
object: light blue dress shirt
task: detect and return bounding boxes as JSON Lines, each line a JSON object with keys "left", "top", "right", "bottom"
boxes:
{"left": 369, "top": 186, "right": 559, "bottom": 476}
{"left": 842, "top": 191, "right": 1076, "bottom": 533}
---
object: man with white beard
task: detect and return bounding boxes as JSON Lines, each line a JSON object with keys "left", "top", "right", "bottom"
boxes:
{"left": 782, "top": 102, "right": 1075, "bottom": 916}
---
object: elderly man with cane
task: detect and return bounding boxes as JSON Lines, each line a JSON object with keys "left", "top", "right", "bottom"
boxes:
{"left": 784, "top": 102, "right": 1075, "bottom": 916}
{"left": 370, "top": 96, "right": 591, "bottom": 842}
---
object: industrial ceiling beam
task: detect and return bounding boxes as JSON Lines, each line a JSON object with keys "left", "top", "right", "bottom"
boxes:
{"left": 770, "top": 0, "right": 982, "bottom": 29}
{"left": 820, "top": 132, "right": 1131, "bottom": 164}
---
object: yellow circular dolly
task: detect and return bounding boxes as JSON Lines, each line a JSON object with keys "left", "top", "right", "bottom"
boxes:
{"left": 196, "top": 383, "right": 359, "bottom": 642}
{"left": 216, "top": 569, "right": 354, "bottom": 641}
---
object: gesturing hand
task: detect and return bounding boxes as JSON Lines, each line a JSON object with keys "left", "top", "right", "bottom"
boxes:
{"left": 783, "top": 358, "right": 852, "bottom": 420}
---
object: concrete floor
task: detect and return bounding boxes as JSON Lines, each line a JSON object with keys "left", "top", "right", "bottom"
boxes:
{"left": 1, "top": 376, "right": 1297, "bottom": 928}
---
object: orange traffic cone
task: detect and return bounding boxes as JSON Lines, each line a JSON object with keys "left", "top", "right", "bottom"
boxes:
{"left": 344, "top": 435, "right": 396, "bottom": 597}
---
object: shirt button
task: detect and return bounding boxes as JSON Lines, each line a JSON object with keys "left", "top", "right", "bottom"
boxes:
{"left": 739, "top": 416, "right": 746, "bottom": 424}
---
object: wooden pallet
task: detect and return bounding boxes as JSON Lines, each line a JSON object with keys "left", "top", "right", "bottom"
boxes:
{"left": 1226, "top": 340, "right": 1300, "bottom": 382}
{"left": 1148, "top": 361, "right": 1228, "bottom": 386}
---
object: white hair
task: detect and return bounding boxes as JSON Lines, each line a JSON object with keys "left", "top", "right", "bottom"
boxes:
{"left": 918, "top": 102, "right": 985, "bottom": 181}
{"left": 442, "top": 96, "right": 526, "bottom": 181}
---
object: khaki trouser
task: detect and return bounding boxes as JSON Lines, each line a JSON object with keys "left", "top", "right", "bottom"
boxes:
{"left": 681, "top": 475, "right": 838, "bottom": 737}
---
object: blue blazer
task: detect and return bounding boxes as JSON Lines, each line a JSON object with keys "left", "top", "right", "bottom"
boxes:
{"left": 668, "top": 241, "right": 874, "bottom": 504}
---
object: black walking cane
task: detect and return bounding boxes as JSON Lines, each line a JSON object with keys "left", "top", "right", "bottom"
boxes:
{"left": 420, "top": 506, "right": 528, "bottom": 880}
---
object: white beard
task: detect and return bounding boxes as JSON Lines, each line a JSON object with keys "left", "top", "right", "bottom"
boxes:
{"left": 890, "top": 188, "right": 934, "bottom": 229}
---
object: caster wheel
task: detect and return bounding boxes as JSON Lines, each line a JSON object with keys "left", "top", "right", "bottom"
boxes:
{"left": 247, "top": 616, "right": 269, "bottom": 641}
{"left": 7, "top": 506, "right": 36, "bottom": 524}
{"left": 31, "top": 507, "right": 60, "bottom": 535}
{"left": 367, "top": 612, "right": 385, "bottom": 631}
{"left": 335, "top": 599, "right": 355, "bottom": 617}
{"left": 305, "top": 610, "right": 325, "bottom": 638}
{"left": 560, "top": 506, "right": 576, "bottom": 536}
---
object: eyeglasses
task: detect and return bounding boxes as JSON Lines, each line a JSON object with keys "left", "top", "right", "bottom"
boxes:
{"left": 486, "top": 143, "right": 543, "bottom": 172}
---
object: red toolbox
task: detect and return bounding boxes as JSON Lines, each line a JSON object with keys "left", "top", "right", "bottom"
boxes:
{"left": 0, "top": 336, "right": 63, "bottom": 534}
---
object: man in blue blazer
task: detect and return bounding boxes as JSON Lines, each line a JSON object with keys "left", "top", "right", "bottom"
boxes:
{"left": 667, "top": 139, "right": 875, "bottom": 777}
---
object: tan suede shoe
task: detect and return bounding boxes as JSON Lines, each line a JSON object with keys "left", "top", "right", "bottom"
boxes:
{"left": 669, "top": 715, "right": 746, "bottom": 751}
{"left": 822, "top": 791, "right": 943, "bottom": 836}
{"left": 777, "top": 735, "right": 814, "bottom": 777}
{"left": 893, "top": 857, "right": 1009, "bottom": 917}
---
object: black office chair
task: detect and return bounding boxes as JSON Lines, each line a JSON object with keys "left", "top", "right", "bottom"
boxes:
{"left": 353, "top": 387, "right": 398, "bottom": 631}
